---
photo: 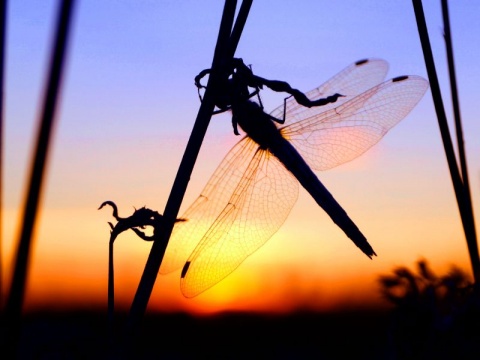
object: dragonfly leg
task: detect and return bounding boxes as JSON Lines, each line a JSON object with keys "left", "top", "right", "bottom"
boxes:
{"left": 232, "top": 113, "right": 241, "bottom": 135}
{"left": 271, "top": 95, "right": 293, "bottom": 124}
{"left": 305, "top": 92, "right": 345, "bottom": 107}
{"left": 266, "top": 112, "right": 285, "bottom": 125}
{"left": 260, "top": 94, "right": 293, "bottom": 125}
{"left": 257, "top": 77, "right": 344, "bottom": 108}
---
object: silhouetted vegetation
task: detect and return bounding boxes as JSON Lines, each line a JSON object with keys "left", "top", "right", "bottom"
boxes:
{"left": 2, "top": 2, "right": 478, "bottom": 359}
{"left": 413, "top": 0, "right": 479, "bottom": 282}
{"left": 379, "top": 259, "right": 480, "bottom": 359}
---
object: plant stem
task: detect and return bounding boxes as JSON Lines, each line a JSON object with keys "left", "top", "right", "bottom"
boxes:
{"left": 0, "top": 0, "right": 7, "bottom": 313}
{"left": 412, "top": 0, "right": 480, "bottom": 282}
{"left": 3, "top": 0, "right": 76, "bottom": 353}
{"left": 108, "top": 239, "right": 115, "bottom": 347}
{"left": 441, "top": 0, "right": 477, "bottom": 252}
{"left": 125, "top": 0, "right": 253, "bottom": 345}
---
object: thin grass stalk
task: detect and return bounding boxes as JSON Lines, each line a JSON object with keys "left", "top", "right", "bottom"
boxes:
{"left": 0, "top": 0, "right": 7, "bottom": 312}
{"left": 125, "top": 0, "right": 247, "bottom": 342}
{"left": 108, "top": 238, "right": 114, "bottom": 346}
{"left": 411, "top": 0, "right": 480, "bottom": 282}
{"left": 441, "top": 0, "right": 477, "bottom": 242}
{"left": 228, "top": 0, "right": 253, "bottom": 58}
{"left": 3, "top": 0, "right": 76, "bottom": 352}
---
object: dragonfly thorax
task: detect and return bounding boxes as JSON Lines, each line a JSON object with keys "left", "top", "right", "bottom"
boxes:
{"left": 234, "top": 100, "right": 283, "bottom": 149}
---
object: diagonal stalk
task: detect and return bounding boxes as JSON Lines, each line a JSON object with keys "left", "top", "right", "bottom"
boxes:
{"left": 441, "top": 0, "right": 477, "bottom": 246}
{"left": 125, "top": 0, "right": 253, "bottom": 344}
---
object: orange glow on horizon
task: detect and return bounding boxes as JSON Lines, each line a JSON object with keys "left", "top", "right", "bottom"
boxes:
{"left": 2, "top": 137, "right": 475, "bottom": 316}
{"left": 4, "top": 203, "right": 471, "bottom": 315}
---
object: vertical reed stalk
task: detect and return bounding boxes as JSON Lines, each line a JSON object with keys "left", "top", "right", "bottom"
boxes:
{"left": 0, "top": 0, "right": 7, "bottom": 312}
{"left": 412, "top": 0, "right": 480, "bottom": 282}
{"left": 3, "top": 0, "right": 76, "bottom": 353}
{"left": 440, "top": 0, "right": 477, "bottom": 246}
{"left": 108, "top": 239, "right": 115, "bottom": 345}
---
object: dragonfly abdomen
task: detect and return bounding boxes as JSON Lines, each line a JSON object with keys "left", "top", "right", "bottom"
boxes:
{"left": 269, "top": 134, "right": 376, "bottom": 259}
{"left": 235, "top": 100, "right": 375, "bottom": 258}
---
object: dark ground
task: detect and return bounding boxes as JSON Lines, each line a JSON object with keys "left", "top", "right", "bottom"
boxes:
{"left": 9, "top": 309, "right": 388, "bottom": 359}
{"left": 5, "top": 307, "right": 480, "bottom": 359}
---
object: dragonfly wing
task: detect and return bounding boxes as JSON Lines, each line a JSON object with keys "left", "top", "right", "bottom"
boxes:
{"left": 180, "top": 149, "right": 299, "bottom": 298}
{"left": 269, "top": 58, "right": 389, "bottom": 124}
{"left": 161, "top": 136, "right": 260, "bottom": 274}
{"left": 280, "top": 75, "right": 429, "bottom": 171}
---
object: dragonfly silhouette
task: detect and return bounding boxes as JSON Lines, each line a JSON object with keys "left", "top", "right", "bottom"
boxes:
{"left": 160, "top": 58, "right": 428, "bottom": 298}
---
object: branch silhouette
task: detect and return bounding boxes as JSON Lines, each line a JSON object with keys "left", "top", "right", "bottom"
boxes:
{"left": 98, "top": 200, "right": 186, "bottom": 243}
{"left": 99, "top": 200, "right": 187, "bottom": 348}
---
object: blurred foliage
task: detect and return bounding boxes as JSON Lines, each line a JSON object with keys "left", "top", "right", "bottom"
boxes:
{"left": 378, "top": 258, "right": 480, "bottom": 359}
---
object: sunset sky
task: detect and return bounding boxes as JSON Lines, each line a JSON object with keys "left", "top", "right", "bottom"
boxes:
{"left": 2, "top": 1, "right": 480, "bottom": 315}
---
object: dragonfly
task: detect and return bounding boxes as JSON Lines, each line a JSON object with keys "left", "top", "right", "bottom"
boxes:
{"left": 160, "top": 58, "right": 429, "bottom": 298}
